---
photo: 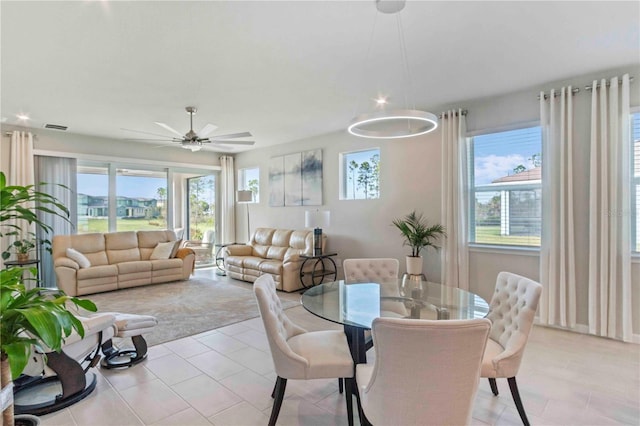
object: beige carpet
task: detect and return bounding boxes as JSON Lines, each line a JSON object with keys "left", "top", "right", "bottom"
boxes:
{"left": 87, "top": 277, "right": 299, "bottom": 346}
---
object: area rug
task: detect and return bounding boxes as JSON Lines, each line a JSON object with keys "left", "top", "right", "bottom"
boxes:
{"left": 86, "top": 277, "right": 300, "bottom": 346}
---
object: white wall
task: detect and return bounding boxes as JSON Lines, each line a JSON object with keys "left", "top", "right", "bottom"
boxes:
{"left": 235, "top": 64, "right": 640, "bottom": 335}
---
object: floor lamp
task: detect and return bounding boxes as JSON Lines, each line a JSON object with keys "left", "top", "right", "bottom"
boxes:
{"left": 237, "top": 190, "right": 253, "bottom": 243}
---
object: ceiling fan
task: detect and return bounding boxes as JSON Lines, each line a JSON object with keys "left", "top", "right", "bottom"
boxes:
{"left": 123, "top": 106, "right": 255, "bottom": 151}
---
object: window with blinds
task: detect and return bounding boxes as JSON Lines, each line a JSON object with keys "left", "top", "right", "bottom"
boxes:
{"left": 468, "top": 126, "right": 542, "bottom": 247}
{"left": 633, "top": 112, "right": 640, "bottom": 252}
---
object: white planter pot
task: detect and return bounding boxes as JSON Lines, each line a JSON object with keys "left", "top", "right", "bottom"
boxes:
{"left": 405, "top": 256, "right": 423, "bottom": 275}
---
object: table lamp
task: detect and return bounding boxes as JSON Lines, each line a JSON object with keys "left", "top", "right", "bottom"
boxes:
{"left": 305, "top": 209, "right": 330, "bottom": 256}
{"left": 237, "top": 190, "right": 253, "bottom": 242}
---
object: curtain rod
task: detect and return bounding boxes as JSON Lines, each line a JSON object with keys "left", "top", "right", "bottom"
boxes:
{"left": 537, "top": 87, "right": 580, "bottom": 100}
{"left": 4, "top": 131, "right": 38, "bottom": 139}
{"left": 439, "top": 110, "right": 468, "bottom": 119}
{"left": 585, "top": 76, "right": 634, "bottom": 91}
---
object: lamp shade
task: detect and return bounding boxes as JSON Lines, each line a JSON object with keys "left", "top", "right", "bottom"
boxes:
{"left": 237, "top": 190, "right": 253, "bottom": 203}
{"left": 305, "top": 210, "right": 330, "bottom": 229}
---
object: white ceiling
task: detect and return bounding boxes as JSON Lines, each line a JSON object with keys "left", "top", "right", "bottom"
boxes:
{"left": 2, "top": 1, "right": 638, "bottom": 153}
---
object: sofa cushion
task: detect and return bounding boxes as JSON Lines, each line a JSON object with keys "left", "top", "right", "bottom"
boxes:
{"left": 138, "top": 230, "right": 177, "bottom": 260}
{"left": 272, "top": 229, "right": 293, "bottom": 247}
{"left": 105, "top": 232, "right": 141, "bottom": 264}
{"left": 253, "top": 244, "right": 270, "bottom": 258}
{"left": 266, "top": 246, "right": 288, "bottom": 260}
{"left": 116, "top": 261, "right": 152, "bottom": 274}
{"left": 259, "top": 260, "right": 282, "bottom": 275}
{"left": 150, "top": 258, "right": 183, "bottom": 271}
{"left": 150, "top": 241, "right": 176, "bottom": 260}
{"left": 77, "top": 264, "right": 118, "bottom": 280}
{"left": 57, "top": 233, "right": 109, "bottom": 266}
{"left": 290, "top": 230, "right": 311, "bottom": 250}
{"left": 253, "top": 228, "right": 275, "bottom": 245}
{"left": 66, "top": 248, "right": 91, "bottom": 268}
{"left": 244, "top": 256, "right": 266, "bottom": 269}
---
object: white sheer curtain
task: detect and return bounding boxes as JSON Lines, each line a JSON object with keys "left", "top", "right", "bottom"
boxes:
{"left": 588, "top": 74, "right": 632, "bottom": 342}
{"left": 219, "top": 155, "right": 236, "bottom": 244}
{"left": 539, "top": 87, "right": 577, "bottom": 328}
{"left": 440, "top": 109, "right": 468, "bottom": 290}
{"left": 35, "top": 156, "right": 77, "bottom": 289}
{"left": 9, "top": 131, "right": 36, "bottom": 240}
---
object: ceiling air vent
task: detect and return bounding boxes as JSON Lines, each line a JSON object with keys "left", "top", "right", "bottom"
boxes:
{"left": 43, "top": 124, "right": 68, "bottom": 131}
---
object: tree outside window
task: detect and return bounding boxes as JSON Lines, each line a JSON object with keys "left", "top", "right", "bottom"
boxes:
{"left": 341, "top": 149, "right": 380, "bottom": 200}
{"left": 238, "top": 167, "right": 259, "bottom": 203}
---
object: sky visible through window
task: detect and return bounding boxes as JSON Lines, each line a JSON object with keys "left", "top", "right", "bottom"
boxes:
{"left": 473, "top": 127, "right": 541, "bottom": 186}
{"left": 78, "top": 174, "right": 164, "bottom": 198}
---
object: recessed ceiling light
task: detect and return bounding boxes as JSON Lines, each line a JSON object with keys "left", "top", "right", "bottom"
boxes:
{"left": 16, "top": 113, "right": 30, "bottom": 120}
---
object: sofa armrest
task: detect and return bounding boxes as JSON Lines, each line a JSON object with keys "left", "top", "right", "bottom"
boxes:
{"left": 224, "top": 244, "right": 253, "bottom": 256}
{"left": 55, "top": 257, "right": 79, "bottom": 270}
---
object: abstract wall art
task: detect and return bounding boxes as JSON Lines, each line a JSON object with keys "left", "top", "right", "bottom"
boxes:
{"left": 269, "top": 149, "right": 322, "bottom": 207}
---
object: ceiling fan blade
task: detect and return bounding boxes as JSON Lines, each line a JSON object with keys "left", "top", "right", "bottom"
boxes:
{"left": 211, "top": 140, "right": 255, "bottom": 146}
{"left": 154, "top": 122, "right": 184, "bottom": 137}
{"left": 124, "top": 138, "right": 175, "bottom": 142}
{"left": 210, "top": 131, "right": 252, "bottom": 140}
{"left": 121, "top": 128, "right": 178, "bottom": 138}
{"left": 198, "top": 123, "right": 218, "bottom": 138}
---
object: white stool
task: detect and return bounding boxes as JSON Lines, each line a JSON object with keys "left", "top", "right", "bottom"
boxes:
{"left": 100, "top": 313, "right": 158, "bottom": 369}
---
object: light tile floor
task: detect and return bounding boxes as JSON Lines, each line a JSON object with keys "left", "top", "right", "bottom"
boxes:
{"left": 37, "top": 269, "right": 639, "bottom": 426}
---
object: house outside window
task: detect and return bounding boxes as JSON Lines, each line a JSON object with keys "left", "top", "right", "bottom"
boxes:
{"left": 340, "top": 148, "right": 380, "bottom": 200}
{"left": 238, "top": 167, "right": 259, "bottom": 203}
{"left": 469, "top": 126, "right": 542, "bottom": 247}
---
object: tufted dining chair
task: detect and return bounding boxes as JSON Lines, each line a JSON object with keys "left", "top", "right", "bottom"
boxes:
{"left": 343, "top": 258, "right": 407, "bottom": 318}
{"left": 482, "top": 271, "right": 542, "bottom": 426}
{"left": 253, "top": 274, "right": 355, "bottom": 426}
{"left": 356, "top": 317, "right": 491, "bottom": 426}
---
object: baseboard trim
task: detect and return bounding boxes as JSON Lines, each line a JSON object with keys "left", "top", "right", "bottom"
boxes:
{"left": 534, "top": 319, "right": 640, "bottom": 344}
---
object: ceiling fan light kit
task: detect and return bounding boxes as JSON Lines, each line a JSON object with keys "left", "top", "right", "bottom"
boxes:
{"left": 349, "top": 0, "right": 438, "bottom": 139}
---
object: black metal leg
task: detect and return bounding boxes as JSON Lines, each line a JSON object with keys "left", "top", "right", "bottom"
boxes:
{"left": 353, "top": 382, "right": 372, "bottom": 426}
{"left": 338, "top": 378, "right": 343, "bottom": 394}
{"left": 268, "top": 376, "right": 287, "bottom": 426}
{"left": 271, "top": 381, "right": 277, "bottom": 399}
{"left": 489, "top": 377, "right": 499, "bottom": 396}
{"left": 131, "top": 335, "right": 148, "bottom": 361}
{"left": 45, "top": 350, "right": 87, "bottom": 399}
{"left": 344, "top": 377, "right": 354, "bottom": 426}
{"left": 344, "top": 325, "right": 367, "bottom": 364}
{"left": 507, "top": 377, "right": 530, "bottom": 426}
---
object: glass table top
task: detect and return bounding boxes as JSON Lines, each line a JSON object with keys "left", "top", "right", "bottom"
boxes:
{"left": 301, "top": 279, "right": 490, "bottom": 330}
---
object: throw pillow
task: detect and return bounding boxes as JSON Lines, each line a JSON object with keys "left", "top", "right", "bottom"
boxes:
{"left": 150, "top": 241, "right": 175, "bottom": 260}
{"left": 170, "top": 239, "right": 183, "bottom": 258}
{"left": 66, "top": 248, "right": 91, "bottom": 269}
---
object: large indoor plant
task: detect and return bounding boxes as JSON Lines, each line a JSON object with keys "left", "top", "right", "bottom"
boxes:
{"left": 392, "top": 211, "right": 445, "bottom": 275}
{"left": 0, "top": 172, "right": 96, "bottom": 426}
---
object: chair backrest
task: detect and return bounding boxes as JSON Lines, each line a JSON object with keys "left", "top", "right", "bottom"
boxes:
{"left": 343, "top": 258, "right": 399, "bottom": 284}
{"left": 487, "top": 271, "right": 542, "bottom": 375}
{"left": 361, "top": 317, "right": 491, "bottom": 425}
{"left": 253, "top": 274, "right": 309, "bottom": 378}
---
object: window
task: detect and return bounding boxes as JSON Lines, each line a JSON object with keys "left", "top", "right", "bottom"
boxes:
{"left": 238, "top": 167, "right": 259, "bottom": 203}
{"left": 632, "top": 111, "right": 640, "bottom": 252}
{"left": 469, "top": 126, "right": 542, "bottom": 247}
{"left": 187, "top": 175, "right": 216, "bottom": 241}
{"left": 77, "top": 162, "right": 168, "bottom": 233}
{"left": 340, "top": 148, "right": 380, "bottom": 200}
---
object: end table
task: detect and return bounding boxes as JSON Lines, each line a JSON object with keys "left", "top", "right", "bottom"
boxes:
{"left": 214, "top": 243, "right": 243, "bottom": 276}
{"left": 299, "top": 253, "right": 338, "bottom": 289}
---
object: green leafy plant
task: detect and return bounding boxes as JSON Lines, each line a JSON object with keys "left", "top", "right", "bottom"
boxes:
{"left": 0, "top": 268, "right": 97, "bottom": 379}
{"left": 1, "top": 232, "right": 38, "bottom": 261}
{"left": 392, "top": 211, "right": 446, "bottom": 257}
{"left": 0, "top": 171, "right": 93, "bottom": 425}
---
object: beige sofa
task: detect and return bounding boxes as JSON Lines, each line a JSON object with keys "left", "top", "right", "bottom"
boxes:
{"left": 224, "top": 228, "right": 325, "bottom": 292}
{"left": 53, "top": 230, "right": 195, "bottom": 296}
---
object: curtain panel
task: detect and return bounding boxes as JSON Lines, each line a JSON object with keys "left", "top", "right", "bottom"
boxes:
{"left": 219, "top": 155, "right": 236, "bottom": 244}
{"left": 588, "top": 74, "right": 632, "bottom": 342}
{"left": 440, "top": 110, "right": 469, "bottom": 290}
{"left": 35, "top": 156, "right": 78, "bottom": 288}
{"left": 539, "top": 87, "right": 577, "bottom": 329}
{"left": 9, "top": 131, "right": 36, "bottom": 240}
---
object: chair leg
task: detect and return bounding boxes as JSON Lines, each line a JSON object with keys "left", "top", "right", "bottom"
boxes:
{"left": 344, "top": 378, "right": 354, "bottom": 426}
{"left": 271, "top": 381, "right": 276, "bottom": 399}
{"left": 268, "top": 376, "right": 287, "bottom": 426}
{"left": 507, "top": 377, "right": 530, "bottom": 426}
{"left": 488, "top": 378, "right": 499, "bottom": 396}
{"left": 339, "top": 378, "right": 344, "bottom": 394}
{"left": 352, "top": 382, "right": 372, "bottom": 426}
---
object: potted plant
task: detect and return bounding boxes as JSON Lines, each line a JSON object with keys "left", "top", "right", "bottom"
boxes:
{"left": 2, "top": 233, "right": 37, "bottom": 263}
{"left": 392, "top": 211, "right": 446, "bottom": 275}
{"left": 0, "top": 172, "right": 96, "bottom": 426}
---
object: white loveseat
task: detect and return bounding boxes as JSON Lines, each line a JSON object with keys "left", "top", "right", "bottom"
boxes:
{"left": 224, "top": 228, "right": 325, "bottom": 292}
{"left": 53, "top": 230, "right": 194, "bottom": 296}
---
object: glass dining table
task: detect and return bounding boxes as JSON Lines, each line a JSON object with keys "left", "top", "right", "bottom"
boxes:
{"left": 301, "top": 279, "right": 490, "bottom": 364}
